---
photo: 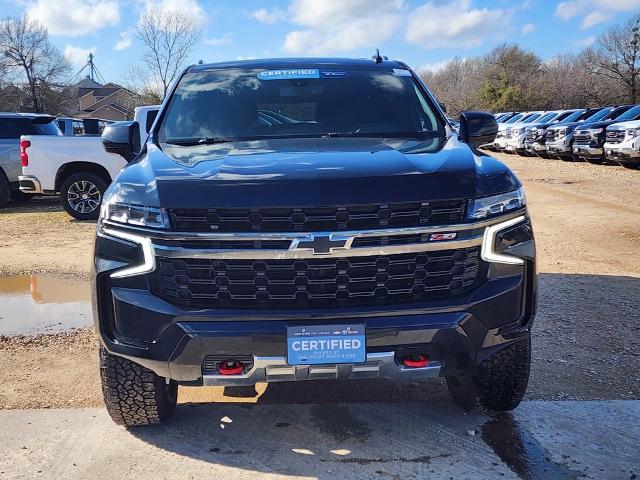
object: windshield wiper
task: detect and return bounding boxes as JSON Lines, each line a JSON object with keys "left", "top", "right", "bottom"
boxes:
{"left": 321, "top": 131, "right": 439, "bottom": 139}
{"left": 163, "top": 136, "right": 233, "bottom": 146}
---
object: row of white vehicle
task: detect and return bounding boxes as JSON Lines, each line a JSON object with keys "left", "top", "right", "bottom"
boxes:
{"left": 18, "top": 105, "right": 160, "bottom": 219}
{"left": 484, "top": 105, "right": 640, "bottom": 168}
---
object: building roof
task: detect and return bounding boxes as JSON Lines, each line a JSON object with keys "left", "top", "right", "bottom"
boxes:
{"left": 74, "top": 76, "right": 103, "bottom": 89}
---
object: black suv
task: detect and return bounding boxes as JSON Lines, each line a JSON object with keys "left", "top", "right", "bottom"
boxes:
{"left": 94, "top": 58, "right": 537, "bottom": 426}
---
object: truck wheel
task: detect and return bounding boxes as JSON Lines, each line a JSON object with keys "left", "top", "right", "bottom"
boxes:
{"left": 446, "top": 333, "right": 531, "bottom": 412}
{"left": 0, "top": 171, "right": 10, "bottom": 207}
{"left": 10, "top": 189, "right": 31, "bottom": 202}
{"left": 60, "top": 172, "right": 107, "bottom": 220}
{"left": 99, "top": 346, "right": 178, "bottom": 427}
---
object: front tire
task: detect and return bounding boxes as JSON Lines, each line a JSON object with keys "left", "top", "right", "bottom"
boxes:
{"left": 100, "top": 347, "right": 178, "bottom": 427}
{"left": 0, "top": 171, "right": 10, "bottom": 208}
{"left": 60, "top": 172, "right": 107, "bottom": 220}
{"left": 446, "top": 334, "right": 531, "bottom": 411}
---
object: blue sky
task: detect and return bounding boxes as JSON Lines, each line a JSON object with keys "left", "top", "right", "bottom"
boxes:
{"left": 3, "top": 0, "right": 639, "bottom": 83}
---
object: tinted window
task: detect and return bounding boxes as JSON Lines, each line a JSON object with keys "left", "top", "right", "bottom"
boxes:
{"left": 159, "top": 67, "right": 442, "bottom": 142}
{"left": 537, "top": 112, "right": 557, "bottom": 123}
{"left": 561, "top": 110, "right": 585, "bottom": 122}
{"left": 0, "top": 118, "right": 37, "bottom": 139}
{"left": 83, "top": 119, "right": 100, "bottom": 135}
{"left": 72, "top": 121, "right": 85, "bottom": 135}
{"left": 57, "top": 120, "right": 66, "bottom": 134}
{"left": 521, "top": 113, "right": 541, "bottom": 123}
{"left": 614, "top": 105, "right": 640, "bottom": 121}
{"left": 505, "top": 114, "right": 524, "bottom": 123}
{"left": 583, "top": 108, "right": 611, "bottom": 122}
{"left": 0, "top": 118, "right": 60, "bottom": 138}
{"left": 145, "top": 110, "right": 158, "bottom": 134}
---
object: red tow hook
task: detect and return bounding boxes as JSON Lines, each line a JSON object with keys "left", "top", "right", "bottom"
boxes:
{"left": 217, "top": 361, "right": 245, "bottom": 375}
{"left": 402, "top": 354, "right": 429, "bottom": 368}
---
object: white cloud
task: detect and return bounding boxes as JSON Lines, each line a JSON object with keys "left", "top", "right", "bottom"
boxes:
{"left": 406, "top": 0, "right": 512, "bottom": 49}
{"left": 283, "top": 0, "right": 404, "bottom": 55}
{"left": 26, "top": 0, "right": 120, "bottom": 36}
{"left": 140, "top": 0, "right": 208, "bottom": 27}
{"left": 419, "top": 59, "right": 454, "bottom": 72}
{"left": 204, "top": 33, "right": 233, "bottom": 46}
{"left": 115, "top": 31, "right": 132, "bottom": 51}
{"left": 522, "top": 23, "right": 535, "bottom": 35}
{"left": 573, "top": 36, "right": 596, "bottom": 47}
{"left": 251, "top": 8, "right": 286, "bottom": 24}
{"left": 64, "top": 44, "right": 95, "bottom": 66}
{"left": 555, "top": 0, "right": 640, "bottom": 28}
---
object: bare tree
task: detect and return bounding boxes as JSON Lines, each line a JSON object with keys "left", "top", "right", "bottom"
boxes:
{"left": 586, "top": 14, "right": 640, "bottom": 103}
{"left": 0, "top": 15, "right": 70, "bottom": 113}
{"left": 136, "top": 10, "right": 202, "bottom": 98}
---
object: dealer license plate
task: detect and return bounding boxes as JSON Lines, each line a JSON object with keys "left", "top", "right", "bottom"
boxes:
{"left": 287, "top": 324, "right": 366, "bottom": 365}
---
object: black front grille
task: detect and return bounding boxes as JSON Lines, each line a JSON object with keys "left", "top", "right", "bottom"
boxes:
{"left": 168, "top": 200, "right": 467, "bottom": 233}
{"left": 606, "top": 130, "right": 625, "bottom": 143}
{"left": 573, "top": 131, "right": 592, "bottom": 144}
{"left": 151, "top": 247, "right": 483, "bottom": 310}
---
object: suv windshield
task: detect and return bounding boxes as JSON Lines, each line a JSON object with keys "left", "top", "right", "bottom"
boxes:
{"left": 538, "top": 112, "right": 558, "bottom": 123}
{"left": 581, "top": 108, "right": 611, "bottom": 122}
{"left": 506, "top": 114, "right": 524, "bottom": 124}
{"left": 561, "top": 110, "right": 585, "bottom": 123}
{"left": 158, "top": 67, "right": 442, "bottom": 143}
{"left": 614, "top": 105, "right": 640, "bottom": 121}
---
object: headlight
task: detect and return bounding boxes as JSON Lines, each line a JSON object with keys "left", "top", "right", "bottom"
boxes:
{"left": 101, "top": 201, "right": 170, "bottom": 229}
{"left": 626, "top": 128, "right": 640, "bottom": 138}
{"left": 468, "top": 187, "right": 526, "bottom": 220}
{"left": 589, "top": 128, "right": 603, "bottom": 134}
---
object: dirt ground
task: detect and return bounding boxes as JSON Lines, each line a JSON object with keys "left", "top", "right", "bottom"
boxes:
{"left": 1, "top": 152, "right": 639, "bottom": 409}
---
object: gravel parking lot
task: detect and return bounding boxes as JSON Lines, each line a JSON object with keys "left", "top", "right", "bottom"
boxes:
{"left": 0, "top": 152, "right": 639, "bottom": 410}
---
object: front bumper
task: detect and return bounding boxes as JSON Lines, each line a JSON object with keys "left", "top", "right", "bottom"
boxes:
{"left": 573, "top": 144, "right": 604, "bottom": 158}
{"left": 605, "top": 144, "right": 640, "bottom": 164}
{"left": 93, "top": 213, "right": 537, "bottom": 385}
{"left": 18, "top": 175, "right": 42, "bottom": 194}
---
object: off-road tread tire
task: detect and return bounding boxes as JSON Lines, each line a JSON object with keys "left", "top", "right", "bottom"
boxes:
{"left": 474, "top": 334, "right": 531, "bottom": 411}
{"left": 0, "top": 171, "right": 10, "bottom": 207}
{"left": 100, "top": 346, "right": 177, "bottom": 427}
{"left": 60, "top": 172, "right": 107, "bottom": 221}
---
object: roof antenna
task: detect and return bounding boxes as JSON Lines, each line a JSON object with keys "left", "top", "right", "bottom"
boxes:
{"left": 198, "top": 59, "right": 203, "bottom": 65}
{"left": 372, "top": 49, "right": 383, "bottom": 64}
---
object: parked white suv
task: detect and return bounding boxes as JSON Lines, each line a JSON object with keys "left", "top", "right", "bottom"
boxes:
{"left": 604, "top": 119, "right": 640, "bottom": 169}
{"left": 19, "top": 105, "right": 160, "bottom": 219}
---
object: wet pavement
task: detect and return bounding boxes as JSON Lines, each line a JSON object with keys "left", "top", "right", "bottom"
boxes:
{"left": 0, "top": 400, "right": 637, "bottom": 479}
{"left": 0, "top": 275, "right": 92, "bottom": 336}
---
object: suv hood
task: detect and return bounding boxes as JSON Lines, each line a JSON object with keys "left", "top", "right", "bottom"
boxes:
{"left": 607, "top": 119, "right": 640, "bottom": 130}
{"left": 106, "top": 137, "right": 520, "bottom": 209}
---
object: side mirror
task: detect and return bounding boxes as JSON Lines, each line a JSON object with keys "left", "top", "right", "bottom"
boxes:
{"left": 438, "top": 101, "right": 447, "bottom": 113}
{"left": 101, "top": 121, "right": 141, "bottom": 161}
{"left": 458, "top": 111, "right": 498, "bottom": 148}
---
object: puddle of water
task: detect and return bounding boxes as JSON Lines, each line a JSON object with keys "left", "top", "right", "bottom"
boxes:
{"left": 481, "top": 413, "right": 584, "bottom": 480}
{"left": 0, "top": 275, "right": 92, "bottom": 336}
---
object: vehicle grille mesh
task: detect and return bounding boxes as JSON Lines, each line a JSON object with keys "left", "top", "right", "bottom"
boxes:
{"left": 167, "top": 200, "right": 467, "bottom": 233}
{"left": 150, "top": 247, "right": 483, "bottom": 310}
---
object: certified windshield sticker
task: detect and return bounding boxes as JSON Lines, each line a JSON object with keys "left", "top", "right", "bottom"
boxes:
{"left": 393, "top": 68, "right": 412, "bottom": 76}
{"left": 258, "top": 69, "right": 320, "bottom": 80}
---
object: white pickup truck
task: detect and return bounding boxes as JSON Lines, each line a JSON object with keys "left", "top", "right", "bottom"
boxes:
{"left": 19, "top": 105, "right": 160, "bottom": 220}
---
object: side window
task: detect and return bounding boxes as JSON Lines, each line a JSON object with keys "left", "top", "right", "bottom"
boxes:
{"left": 58, "top": 120, "right": 66, "bottom": 134}
{"left": 72, "top": 121, "right": 85, "bottom": 135}
{"left": 0, "top": 118, "right": 36, "bottom": 139}
{"left": 145, "top": 110, "right": 159, "bottom": 134}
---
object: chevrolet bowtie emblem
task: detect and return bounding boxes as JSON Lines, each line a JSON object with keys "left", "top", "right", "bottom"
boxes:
{"left": 290, "top": 234, "right": 354, "bottom": 255}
